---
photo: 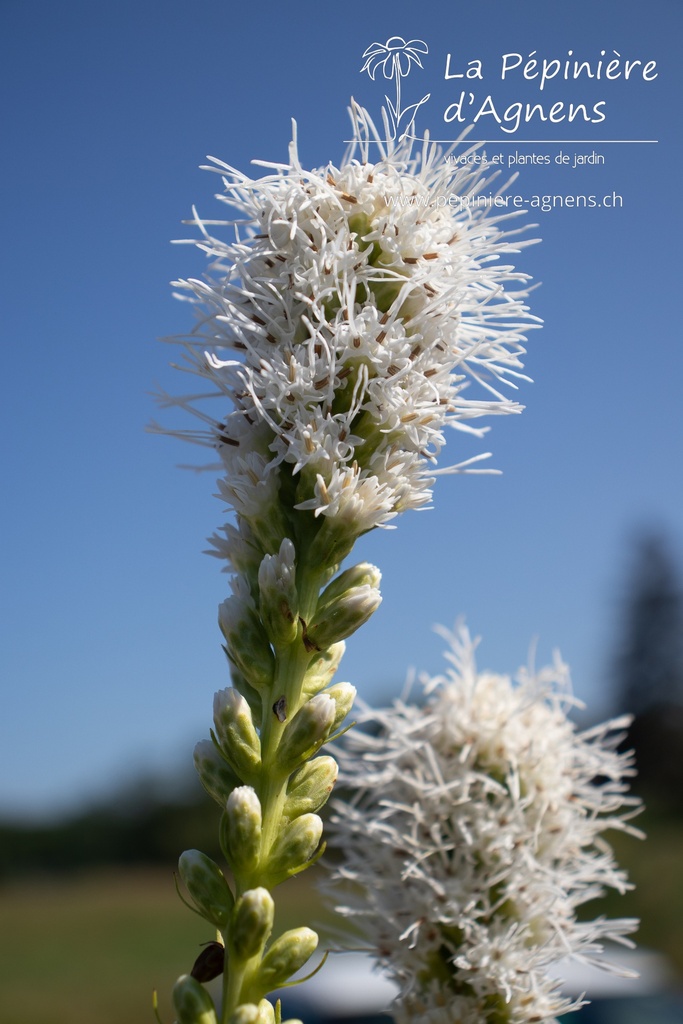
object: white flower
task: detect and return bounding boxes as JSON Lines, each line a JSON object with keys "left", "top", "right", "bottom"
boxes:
{"left": 155, "top": 104, "right": 539, "bottom": 564}
{"left": 324, "top": 623, "right": 642, "bottom": 1024}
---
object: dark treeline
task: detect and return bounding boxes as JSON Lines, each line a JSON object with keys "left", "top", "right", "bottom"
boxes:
{"left": 0, "top": 774, "right": 222, "bottom": 880}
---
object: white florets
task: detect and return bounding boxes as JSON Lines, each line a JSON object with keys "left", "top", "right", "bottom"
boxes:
{"left": 155, "top": 105, "right": 539, "bottom": 555}
{"left": 325, "top": 623, "right": 642, "bottom": 1024}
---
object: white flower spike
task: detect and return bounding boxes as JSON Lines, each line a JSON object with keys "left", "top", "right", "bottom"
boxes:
{"left": 326, "top": 623, "right": 642, "bottom": 1024}
{"left": 155, "top": 103, "right": 539, "bottom": 563}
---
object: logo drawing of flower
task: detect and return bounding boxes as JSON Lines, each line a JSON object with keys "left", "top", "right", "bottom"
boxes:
{"left": 361, "top": 37, "right": 430, "bottom": 140}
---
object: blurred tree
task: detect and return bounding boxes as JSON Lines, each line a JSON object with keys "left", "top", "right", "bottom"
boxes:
{"left": 613, "top": 531, "right": 683, "bottom": 812}
{"left": 0, "top": 771, "right": 222, "bottom": 880}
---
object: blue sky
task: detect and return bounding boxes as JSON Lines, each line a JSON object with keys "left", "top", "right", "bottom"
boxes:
{"left": 1, "top": 0, "right": 681, "bottom": 819}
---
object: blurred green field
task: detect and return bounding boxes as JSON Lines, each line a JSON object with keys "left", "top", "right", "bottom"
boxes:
{"left": 0, "top": 815, "right": 680, "bottom": 1024}
{"left": 0, "top": 867, "right": 328, "bottom": 1024}
{"left": 592, "top": 813, "right": 683, "bottom": 974}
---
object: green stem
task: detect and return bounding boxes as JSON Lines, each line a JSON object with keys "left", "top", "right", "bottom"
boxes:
{"left": 220, "top": 563, "right": 325, "bottom": 1022}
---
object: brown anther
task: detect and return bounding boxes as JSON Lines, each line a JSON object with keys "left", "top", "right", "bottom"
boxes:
{"left": 387, "top": 363, "right": 400, "bottom": 376}
{"left": 352, "top": 336, "right": 361, "bottom": 348}
{"left": 314, "top": 376, "right": 329, "bottom": 391}
{"left": 367, "top": 172, "right": 374, "bottom": 183}
{"left": 380, "top": 312, "right": 390, "bottom": 325}
{"left": 340, "top": 193, "right": 358, "bottom": 204}
{"left": 423, "top": 252, "right": 439, "bottom": 260}
{"left": 326, "top": 174, "right": 337, "bottom": 186}
{"left": 251, "top": 314, "right": 266, "bottom": 326}
{"left": 265, "top": 333, "right": 276, "bottom": 344}
{"left": 264, "top": 258, "right": 275, "bottom": 268}
{"left": 410, "top": 345, "right": 422, "bottom": 360}
{"left": 404, "top": 256, "right": 419, "bottom": 265}
{"left": 376, "top": 331, "right": 386, "bottom": 344}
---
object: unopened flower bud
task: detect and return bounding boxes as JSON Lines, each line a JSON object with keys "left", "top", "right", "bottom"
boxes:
{"left": 231, "top": 887, "right": 275, "bottom": 960}
{"left": 255, "top": 1000, "right": 275, "bottom": 1024}
{"left": 305, "top": 572, "right": 382, "bottom": 651}
{"left": 317, "top": 563, "right": 382, "bottom": 611}
{"left": 305, "top": 515, "right": 357, "bottom": 570}
{"left": 213, "top": 688, "right": 261, "bottom": 781}
{"left": 265, "top": 813, "right": 323, "bottom": 884}
{"left": 258, "top": 539, "right": 299, "bottom": 647}
{"left": 257, "top": 927, "right": 319, "bottom": 992}
{"left": 228, "top": 1005, "right": 259, "bottom": 1024}
{"left": 229, "top": 1000, "right": 276, "bottom": 1024}
{"left": 324, "top": 682, "right": 357, "bottom": 732}
{"left": 303, "top": 641, "right": 346, "bottom": 696}
{"left": 284, "top": 756, "right": 339, "bottom": 819}
{"left": 277, "top": 694, "right": 336, "bottom": 772}
{"left": 178, "top": 849, "right": 234, "bottom": 929}
{"left": 193, "top": 739, "right": 240, "bottom": 806}
{"left": 218, "top": 595, "right": 275, "bottom": 690}
{"left": 228, "top": 662, "right": 264, "bottom": 730}
{"left": 172, "top": 974, "right": 218, "bottom": 1024}
{"left": 221, "top": 786, "right": 262, "bottom": 875}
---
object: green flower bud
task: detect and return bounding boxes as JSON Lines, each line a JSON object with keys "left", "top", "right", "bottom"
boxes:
{"left": 220, "top": 786, "right": 262, "bottom": 875}
{"left": 302, "top": 641, "right": 346, "bottom": 696}
{"left": 172, "top": 974, "right": 218, "bottom": 1024}
{"left": 277, "top": 694, "right": 336, "bottom": 773}
{"left": 324, "top": 682, "right": 357, "bottom": 732}
{"left": 256, "top": 927, "right": 319, "bottom": 993}
{"left": 258, "top": 539, "right": 299, "bottom": 647}
{"left": 218, "top": 595, "right": 275, "bottom": 690}
{"left": 228, "top": 1005, "right": 259, "bottom": 1024}
{"left": 193, "top": 739, "right": 240, "bottom": 806}
{"left": 228, "top": 1001, "right": 276, "bottom": 1024}
{"left": 231, "top": 887, "right": 275, "bottom": 960}
{"left": 305, "top": 570, "right": 381, "bottom": 651}
{"left": 213, "top": 688, "right": 261, "bottom": 781}
{"left": 266, "top": 813, "right": 323, "bottom": 884}
{"left": 284, "top": 756, "right": 338, "bottom": 818}
{"left": 228, "top": 660, "right": 264, "bottom": 730}
{"left": 255, "top": 1000, "right": 276, "bottom": 1024}
{"left": 305, "top": 514, "right": 357, "bottom": 570}
{"left": 178, "top": 849, "right": 234, "bottom": 929}
{"left": 317, "top": 563, "right": 381, "bottom": 611}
